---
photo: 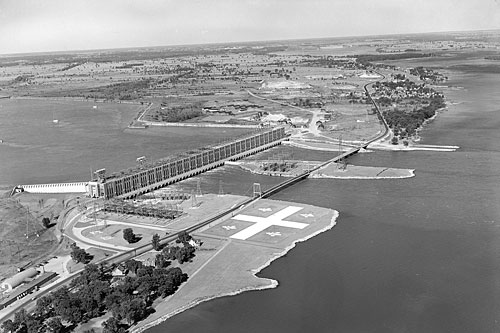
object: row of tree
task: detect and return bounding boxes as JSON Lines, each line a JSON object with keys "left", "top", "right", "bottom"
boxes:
{"left": 2, "top": 231, "right": 197, "bottom": 333}
{"left": 383, "top": 97, "right": 446, "bottom": 139}
{"left": 1, "top": 263, "right": 188, "bottom": 333}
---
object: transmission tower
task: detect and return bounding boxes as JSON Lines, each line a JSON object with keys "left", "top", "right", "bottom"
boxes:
{"left": 196, "top": 179, "right": 203, "bottom": 197}
{"left": 218, "top": 180, "right": 224, "bottom": 196}
{"left": 339, "top": 158, "right": 347, "bottom": 170}
{"left": 338, "top": 134, "right": 347, "bottom": 170}
{"left": 25, "top": 207, "right": 29, "bottom": 239}
{"left": 191, "top": 190, "right": 198, "bottom": 207}
{"left": 253, "top": 183, "right": 262, "bottom": 198}
{"left": 93, "top": 199, "right": 97, "bottom": 224}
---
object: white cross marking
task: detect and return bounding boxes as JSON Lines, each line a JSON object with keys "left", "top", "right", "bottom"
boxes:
{"left": 230, "top": 206, "right": 308, "bottom": 240}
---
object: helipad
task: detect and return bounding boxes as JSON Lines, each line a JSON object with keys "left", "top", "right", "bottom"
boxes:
{"left": 203, "top": 200, "right": 325, "bottom": 244}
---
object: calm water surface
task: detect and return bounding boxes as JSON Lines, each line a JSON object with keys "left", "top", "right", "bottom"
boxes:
{"left": 0, "top": 99, "right": 249, "bottom": 189}
{"left": 148, "top": 71, "right": 500, "bottom": 332}
{"left": 1, "top": 68, "right": 499, "bottom": 332}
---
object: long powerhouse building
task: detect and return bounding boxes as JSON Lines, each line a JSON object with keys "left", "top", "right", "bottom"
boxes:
{"left": 87, "top": 127, "right": 285, "bottom": 199}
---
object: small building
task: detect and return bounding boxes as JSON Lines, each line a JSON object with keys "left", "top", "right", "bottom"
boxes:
{"left": 1, "top": 268, "right": 39, "bottom": 292}
{"left": 1, "top": 271, "right": 57, "bottom": 310}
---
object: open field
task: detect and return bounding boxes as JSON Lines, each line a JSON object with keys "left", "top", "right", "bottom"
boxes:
{"left": 0, "top": 193, "right": 69, "bottom": 281}
{"left": 2, "top": 33, "right": 492, "bottom": 144}
{"left": 132, "top": 198, "right": 338, "bottom": 332}
{"left": 0, "top": 39, "right": 387, "bottom": 136}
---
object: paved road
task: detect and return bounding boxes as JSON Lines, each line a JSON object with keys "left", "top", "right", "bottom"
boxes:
{"left": 363, "top": 71, "right": 390, "bottom": 145}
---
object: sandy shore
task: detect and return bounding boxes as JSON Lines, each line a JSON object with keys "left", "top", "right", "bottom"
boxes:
{"left": 131, "top": 199, "right": 338, "bottom": 332}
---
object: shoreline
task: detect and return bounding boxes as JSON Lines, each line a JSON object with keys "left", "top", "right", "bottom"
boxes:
{"left": 229, "top": 160, "right": 322, "bottom": 178}
{"left": 131, "top": 208, "right": 339, "bottom": 333}
{"left": 231, "top": 160, "right": 415, "bottom": 180}
{"left": 311, "top": 162, "right": 415, "bottom": 179}
{"left": 309, "top": 169, "right": 415, "bottom": 179}
{"left": 8, "top": 95, "right": 143, "bottom": 105}
{"left": 368, "top": 141, "right": 459, "bottom": 152}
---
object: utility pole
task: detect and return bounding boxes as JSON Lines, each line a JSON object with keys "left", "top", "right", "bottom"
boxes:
{"left": 25, "top": 207, "right": 29, "bottom": 239}
{"left": 338, "top": 134, "right": 343, "bottom": 156}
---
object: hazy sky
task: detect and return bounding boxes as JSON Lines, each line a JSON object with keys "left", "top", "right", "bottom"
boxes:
{"left": 1, "top": 0, "right": 500, "bottom": 54}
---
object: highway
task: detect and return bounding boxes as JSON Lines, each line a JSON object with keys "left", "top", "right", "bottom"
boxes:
{"left": 0, "top": 73, "right": 389, "bottom": 324}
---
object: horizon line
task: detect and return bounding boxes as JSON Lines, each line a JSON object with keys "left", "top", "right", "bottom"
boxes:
{"left": 1, "top": 27, "right": 499, "bottom": 58}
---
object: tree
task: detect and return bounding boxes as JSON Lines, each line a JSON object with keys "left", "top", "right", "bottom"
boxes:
{"left": 9, "top": 308, "right": 44, "bottom": 333}
{"left": 70, "top": 243, "right": 91, "bottom": 264}
{"left": 52, "top": 286, "right": 85, "bottom": 324}
{"left": 102, "top": 317, "right": 125, "bottom": 333}
{"left": 45, "top": 317, "right": 64, "bottom": 333}
{"left": 162, "top": 245, "right": 195, "bottom": 264}
{"left": 25, "top": 315, "right": 44, "bottom": 333}
{"left": 166, "top": 267, "right": 188, "bottom": 286}
{"left": 151, "top": 233, "right": 161, "bottom": 251}
{"left": 118, "top": 298, "right": 147, "bottom": 325}
{"left": 42, "top": 217, "right": 51, "bottom": 228}
{"left": 155, "top": 253, "right": 170, "bottom": 269}
{"left": 34, "top": 295, "right": 54, "bottom": 318}
{"left": 71, "top": 264, "right": 102, "bottom": 286}
{"left": 176, "top": 231, "right": 192, "bottom": 245}
{"left": 123, "top": 228, "right": 136, "bottom": 243}
{"left": 124, "top": 259, "right": 143, "bottom": 275}
{"left": 1, "top": 319, "right": 16, "bottom": 333}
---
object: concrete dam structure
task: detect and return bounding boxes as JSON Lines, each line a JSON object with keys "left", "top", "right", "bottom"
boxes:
{"left": 87, "top": 127, "right": 286, "bottom": 200}
{"left": 19, "top": 182, "right": 87, "bottom": 194}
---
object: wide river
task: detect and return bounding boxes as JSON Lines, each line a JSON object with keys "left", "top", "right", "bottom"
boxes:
{"left": 1, "top": 64, "right": 499, "bottom": 332}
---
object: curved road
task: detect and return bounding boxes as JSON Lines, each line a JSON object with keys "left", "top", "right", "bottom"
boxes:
{"left": 362, "top": 72, "right": 391, "bottom": 145}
